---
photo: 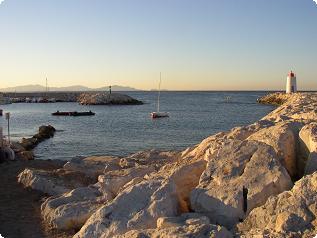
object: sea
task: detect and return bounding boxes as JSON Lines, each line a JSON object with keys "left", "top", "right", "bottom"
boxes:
{"left": 0, "top": 91, "right": 276, "bottom": 161}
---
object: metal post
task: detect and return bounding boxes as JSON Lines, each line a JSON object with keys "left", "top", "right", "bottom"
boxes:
{"left": 5, "top": 113, "right": 10, "bottom": 144}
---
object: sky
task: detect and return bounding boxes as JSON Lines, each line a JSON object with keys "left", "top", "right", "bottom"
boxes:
{"left": 0, "top": 0, "right": 317, "bottom": 91}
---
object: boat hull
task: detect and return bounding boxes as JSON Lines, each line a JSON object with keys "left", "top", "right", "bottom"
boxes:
{"left": 52, "top": 111, "right": 95, "bottom": 116}
{"left": 151, "top": 112, "right": 169, "bottom": 118}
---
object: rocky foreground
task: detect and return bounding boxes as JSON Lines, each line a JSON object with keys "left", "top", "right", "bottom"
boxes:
{"left": 17, "top": 92, "right": 317, "bottom": 238}
{"left": 78, "top": 92, "right": 143, "bottom": 105}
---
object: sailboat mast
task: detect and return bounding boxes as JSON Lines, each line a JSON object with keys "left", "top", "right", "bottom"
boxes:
{"left": 157, "top": 72, "right": 161, "bottom": 112}
{"left": 45, "top": 78, "right": 48, "bottom": 97}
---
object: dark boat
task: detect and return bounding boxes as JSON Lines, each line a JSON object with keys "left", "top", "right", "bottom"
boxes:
{"left": 52, "top": 111, "right": 95, "bottom": 116}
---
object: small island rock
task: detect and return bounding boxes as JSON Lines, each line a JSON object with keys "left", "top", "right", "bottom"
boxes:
{"left": 78, "top": 92, "right": 143, "bottom": 105}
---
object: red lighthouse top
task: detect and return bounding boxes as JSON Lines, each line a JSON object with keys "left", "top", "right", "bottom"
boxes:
{"left": 288, "top": 71, "right": 295, "bottom": 77}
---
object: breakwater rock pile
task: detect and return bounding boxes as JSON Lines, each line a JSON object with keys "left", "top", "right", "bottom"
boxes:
{"left": 257, "top": 92, "right": 293, "bottom": 105}
{"left": 11, "top": 125, "right": 56, "bottom": 161}
{"left": 78, "top": 93, "right": 143, "bottom": 105}
{"left": 18, "top": 93, "right": 317, "bottom": 237}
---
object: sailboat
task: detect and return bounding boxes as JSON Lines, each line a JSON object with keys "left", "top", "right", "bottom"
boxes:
{"left": 151, "top": 73, "right": 169, "bottom": 119}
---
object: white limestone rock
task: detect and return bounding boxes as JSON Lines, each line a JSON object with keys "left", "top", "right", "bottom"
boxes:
{"left": 41, "top": 187, "right": 103, "bottom": 230}
{"left": 73, "top": 179, "right": 179, "bottom": 238}
{"left": 190, "top": 140, "right": 293, "bottom": 228}
{"left": 18, "top": 168, "right": 71, "bottom": 196}
{"left": 238, "top": 172, "right": 317, "bottom": 237}
{"left": 97, "top": 165, "right": 157, "bottom": 197}
{"left": 63, "top": 156, "right": 122, "bottom": 179}
{"left": 18, "top": 168, "right": 93, "bottom": 196}
{"left": 168, "top": 160, "right": 207, "bottom": 213}
{"left": 181, "top": 121, "right": 274, "bottom": 163}
{"left": 113, "top": 214, "right": 232, "bottom": 238}
{"left": 299, "top": 122, "right": 317, "bottom": 175}
{"left": 247, "top": 121, "right": 302, "bottom": 177}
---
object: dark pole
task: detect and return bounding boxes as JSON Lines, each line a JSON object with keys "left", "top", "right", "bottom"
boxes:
{"left": 109, "top": 85, "right": 112, "bottom": 94}
{"left": 8, "top": 118, "right": 10, "bottom": 144}
{"left": 6, "top": 113, "right": 10, "bottom": 144}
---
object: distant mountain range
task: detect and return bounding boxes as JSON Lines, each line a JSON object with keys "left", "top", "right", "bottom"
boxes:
{"left": 0, "top": 84, "right": 140, "bottom": 92}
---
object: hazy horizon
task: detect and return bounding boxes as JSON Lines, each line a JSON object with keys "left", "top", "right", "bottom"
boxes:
{"left": 1, "top": 0, "right": 317, "bottom": 90}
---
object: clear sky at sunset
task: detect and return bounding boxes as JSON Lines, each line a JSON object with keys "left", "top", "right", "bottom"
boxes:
{"left": 0, "top": 0, "right": 316, "bottom": 90}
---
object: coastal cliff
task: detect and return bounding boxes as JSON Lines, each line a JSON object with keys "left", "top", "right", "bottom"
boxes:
{"left": 17, "top": 93, "right": 317, "bottom": 237}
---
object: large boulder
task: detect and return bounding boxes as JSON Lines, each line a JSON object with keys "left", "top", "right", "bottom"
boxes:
{"left": 168, "top": 160, "right": 207, "bottom": 213}
{"left": 113, "top": 213, "right": 232, "bottom": 238}
{"left": 41, "top": 187, "right": 103, "bottom": 230}
{"left": 238, "top": 172, "right": 317, "bottom": 237}
{"left": 181, "top": 121, "right": 274, "bottom": 162}
{"left": 247, "top": 121, "right": 302, "bottom": 178}
{"left": 19, "top": 125, "right": 56, "bottom": 150}
{"left": 63, "top": 156, "right": 122, "bottom": 180}
{"left": 73, "top": 179, "right": 179, "bottom": 238}
{"left": 97, "top": 165, "right": 157, "bottom": 198}
{"left": 299, "top": 122, "right": 317, "bottom": 175}
{"left": 18, "top": 168, "right": 70, "bottom": 195}
{"left": 190, "top": 140, "right": 293, "bottom": 228}
{"left": 18, "top": 168, "right": 94, "bottom": 196}
{"left": 40, "top": 165, "right": 158, "bottom": 231}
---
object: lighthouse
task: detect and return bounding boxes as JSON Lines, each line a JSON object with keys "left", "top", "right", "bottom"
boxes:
{"left": 286, "top": 71, "right": 297, "bottom": 94}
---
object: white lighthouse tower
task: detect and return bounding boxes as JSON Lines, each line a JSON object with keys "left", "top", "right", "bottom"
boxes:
{"left": 286, "top": 71, "right": 297, "bottom": 94}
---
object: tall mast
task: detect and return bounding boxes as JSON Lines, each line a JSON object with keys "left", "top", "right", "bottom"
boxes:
{"left": 46, "top": 78, "right": 48, "bottom": 97}
{"left": 157, "top": 72, "right": 161, "bottom": 112}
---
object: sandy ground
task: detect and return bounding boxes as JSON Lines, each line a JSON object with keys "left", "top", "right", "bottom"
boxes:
{"left": 0, "top": 160, "right": 74, "bottom": 238}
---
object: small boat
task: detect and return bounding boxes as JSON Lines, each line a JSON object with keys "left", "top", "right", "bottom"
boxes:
{"left": 151, "top": 73, "right": 169, "bottom": 119}
{"left": 151, "top": 111, "right": 169, "bottom": 118}
{"left": 52, "top": 111, "right": 95, "bottom": 116}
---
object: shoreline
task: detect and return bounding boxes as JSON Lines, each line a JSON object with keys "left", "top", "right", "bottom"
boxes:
{"left": 2, "top": 92, "right": 317, "bottom": 238}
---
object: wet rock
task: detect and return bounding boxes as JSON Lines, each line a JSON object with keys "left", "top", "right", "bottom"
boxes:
{"left": 17, "top": 151, "right": 34, "bottom": 161}
{"left": 18, "top": 125, "right": 56, "bottom": 151}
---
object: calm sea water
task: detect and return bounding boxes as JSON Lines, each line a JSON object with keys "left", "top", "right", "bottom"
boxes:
{"left": 0, "top": 91, "right": 275, "bottom": 161}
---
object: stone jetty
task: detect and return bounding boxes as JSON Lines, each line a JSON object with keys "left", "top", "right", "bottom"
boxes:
{"left": 78, "top": 92, "right": 143, "bottom": 105}
{"left": 17, "top": 93, "right": 317, "bottom": 237}
{"left": 1, "top": 125, "right": 56, "bottom": 162}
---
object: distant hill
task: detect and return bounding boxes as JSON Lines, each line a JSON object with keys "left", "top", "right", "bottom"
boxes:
{"left": 0, "top": 84, "right": 140, "bottom": 92}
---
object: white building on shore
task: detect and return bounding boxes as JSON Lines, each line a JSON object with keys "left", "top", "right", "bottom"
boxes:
{"left": 286, "top": 71, "right": 297, "bottom": 94}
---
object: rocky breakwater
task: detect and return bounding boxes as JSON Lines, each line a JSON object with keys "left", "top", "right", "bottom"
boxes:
{"left": 7, "top": 125, "right": 56, "bottom": 161}
{"left": 17, "top": 93, "right": 317, "bottom": 237}
{"left": 257, "top": 92, "right": 293, "bottom": 105}
{"left": 78, "top": 92, "right": 143, "bottom": 105}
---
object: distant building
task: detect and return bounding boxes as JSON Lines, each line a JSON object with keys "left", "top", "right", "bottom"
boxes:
{"left": 286, "top": 71, "right": 297, "bottom": 94}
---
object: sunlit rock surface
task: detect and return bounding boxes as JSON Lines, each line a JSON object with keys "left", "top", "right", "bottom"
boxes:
{"left": 16, "top": 93, "right": 317, "bottom": 237}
